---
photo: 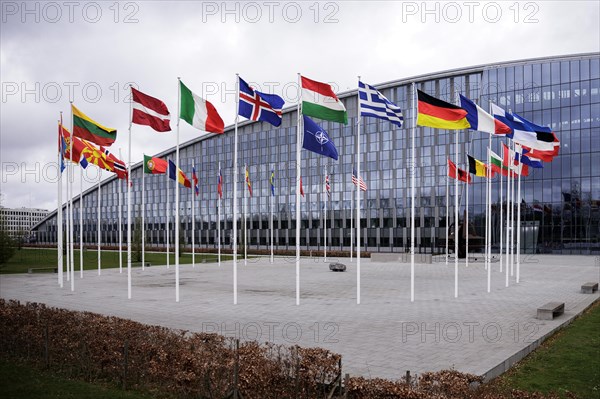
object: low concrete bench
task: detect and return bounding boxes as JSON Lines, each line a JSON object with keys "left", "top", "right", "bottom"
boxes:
{"left": 28, "top": 267, "right": 58, "bottom": 274}
{"left": 536, "top": 302, "right": 565, "bottom": 320}
{"left": 329, "top": 263, "right": 346, "bottom": 272}
{"left": 581, "top": 282, "right": 598, "bottom": 294}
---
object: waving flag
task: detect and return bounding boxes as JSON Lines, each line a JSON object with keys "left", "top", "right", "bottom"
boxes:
{"left": 72, "top": 104, "right": 117, "bottom": 146}
{"left": 325, "top": 174, "right": 331, "bottom": 198}
{"left": 143, "top": 155, "right": 168, "bottom": 175}
{"left": 132, "top": 87, "right": 171, "bottom": 132}
{"left": 245, "top": 165, "right": 253, "bottom": 197}
{"left": 80, "top": 139, "right": 113, "bottom": 171}
{"left": 168, "top": 159, "right": 191, "bottom": 188}
{"left": 58, "top": 123, "right": 67, "bottom": 173}
{"left": 192, "top": 166, "right": 199, "bottom": 196}
{"left": 301, "top": 75, "right": 347, "bottom": 124}
{"left": 459, "top": 95, "right": 510, "bottom": 134}
{"left": 217, "top": 168, "right": 223, "bottom": 199}
{"left": 352, "top": 168, "right": 367, "bottom": 191}
{"left": 467, "top": 154, "right": 490, "bottom": 178}
{"left": 101, "top": 147, "right": 128, "bottom": 180}
{"left": 417, "top": 90, "right": 469, "bottom": 130}
{"left": 302, "top": 115, "right": 339, "bottom": 160}
{"left": 300, "top": 176, "right": 305, "bottom": 198}
{"left": 270, "top": 169, "right": 275, "bottom": 196}
{"left": 448, "top": 159, "right": 472, "bottom": 183}
{"left": 358, "top": 81, "right": 403, "bottom": 127}
{"left": 238, "top": 76, "right": 284, "bottom": 127}
{"left": 180, "top": 80, "right": 224, "bottom": 133}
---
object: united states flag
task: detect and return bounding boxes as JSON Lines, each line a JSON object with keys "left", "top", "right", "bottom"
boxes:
{"left": 352, "top": 168, "right": 367, "bottom": 191}
{"left": 358, "top": 81, "right": 403, "bottom": 128}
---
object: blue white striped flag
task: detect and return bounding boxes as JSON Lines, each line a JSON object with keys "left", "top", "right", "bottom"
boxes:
{"left": 358, "top": 81, "right": 403, "bottom": 127}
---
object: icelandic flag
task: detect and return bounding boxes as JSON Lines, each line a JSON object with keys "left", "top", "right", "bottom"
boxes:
{"left": 459, "top": 95, "right": 510, "bottom": 134}
{"left": 238, "top": 76, "right": 284, "bottom": 127}
{"left": 358, "top": 81, "right": 403, "bottom": 127}
{"left": 192, "top": 166, "right": 199, "bottom": 196}
{"left": 302, "top": 115, "right": 338, "bottom": 160}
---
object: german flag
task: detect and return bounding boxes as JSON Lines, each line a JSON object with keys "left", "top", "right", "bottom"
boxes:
{"left": 417, "top": 90, "right": 470, "bottom": 130}
{"left": 72, "top": 104, "right": 117, "bottom": 146}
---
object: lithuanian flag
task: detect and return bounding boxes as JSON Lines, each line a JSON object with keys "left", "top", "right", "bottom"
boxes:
{"left": 72, "top": 104, "right": 117, "bottom": 146}
{"left": 417, "top": 90, "right": 470, "bottom": 130}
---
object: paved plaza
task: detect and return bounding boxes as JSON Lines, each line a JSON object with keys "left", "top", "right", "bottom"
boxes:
{"left": 1, "top": 254, "right": 598, "bottom": 381}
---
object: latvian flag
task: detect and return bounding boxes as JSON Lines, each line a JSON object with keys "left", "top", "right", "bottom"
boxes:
{"left": 131, "top": 87, "right": 171, "bottom": 132}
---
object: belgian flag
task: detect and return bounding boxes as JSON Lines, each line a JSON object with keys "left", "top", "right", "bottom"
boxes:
{"left": 467, "top": 154, "right": 489, "bottom": 177}
{"left": 417, "top": 90, "right": 470, "bottom": 130}
{"left": 72, "top": 104, "right": 117, "bottom": 146}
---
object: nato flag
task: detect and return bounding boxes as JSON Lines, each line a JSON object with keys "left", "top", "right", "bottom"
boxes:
{"left": 302, "top": 115, "right": 338, "bottom": 160}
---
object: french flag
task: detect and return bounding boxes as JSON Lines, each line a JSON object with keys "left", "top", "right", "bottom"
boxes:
{"left": 460, "top": 95, "right": 511, "bottom": 135}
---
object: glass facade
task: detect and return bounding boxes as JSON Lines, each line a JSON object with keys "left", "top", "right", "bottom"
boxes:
{"left": 33, "top": 53, "right": 600, "bottom": 255}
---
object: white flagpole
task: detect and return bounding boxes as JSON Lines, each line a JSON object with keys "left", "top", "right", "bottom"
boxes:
{"left": 244, "top": 164, "right": 247, "bottom": 266}
{"left": 324, "top": 166, "right": 327, "bottom": 263}
{"left": 350, "top": 191, "right": 353, "bottom": 262}
{"left": 466, "top": 170, "right": 469, "bottom": 268}
{"left": 57, "top": 120, "right": 63, "bottom": 288}
{"left": 516, "top": 156, "right": 522, "bottom": 283}
{"left": 487, "top": 133, "right": 492, "bottom": 278}
{"left": 410, "top": 82, "right": 416, "bottom": 302}
{"left": 126, "top": 85, "right": 132, "bottom": 299}
{"left": 445, "top": 173, "right": 449, "bottom": 265}
{"left": 499, "top": 162, "right": 503, "bottom": 272}
{"left": 69, "top": 103, "right": 75, "bottom": 291}
{"left": 295, "top": 73, "right": 301, "bottom": 306}
{"left": 141, "top": 161, "right": 145, "bottom": 271}
{"left": 486, "top": 147, "right": 492, "bottom": 293}
{"left": 65, "top": 154, "right": 70, "bottom": 284}
{"left": 510, "top": 142, "right": 515, "bottom": 278}
{"left": 454, "top": 125, "right": 459, "bottom": 298}
{"left": 79, "top": 168, "right": 83, "bottom": 278}
{"left": 218, "top": 162, "right": 222, "bottom": 268}
{"left": 270, "top": 164, "right": 274, "bottom": 264}
{"left": 118, "top": 149, "right": 123, "bottom": 274}
{"left": 356, "top": 75, "right": 362, "bottom": 305}
{"left": 505, "top": 148, "right": 510, "bottom": 288}
{"left": 175, "top": 78, "right": 181, "bottom": 303}
{"left": 233, "top": 74, "right": 240, "bottom": 304}
{"left": 192, "top": 164, "right": 195, "bottom": 268}
{"left": 97, "top": 172, "right": 101, "bottom": 276}
{"left": 166, "top": 167, "right": 170, "bottom": 269}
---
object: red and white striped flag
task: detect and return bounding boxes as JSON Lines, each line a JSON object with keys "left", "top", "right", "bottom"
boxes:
{"left": 131, "top": 87, "right": 171, "bottom": 132}
{"left": 352, "top": 168, "right": 367, "bottom": 191}
{"left": 325, "top": 175, "right": 331, "bottom": 197}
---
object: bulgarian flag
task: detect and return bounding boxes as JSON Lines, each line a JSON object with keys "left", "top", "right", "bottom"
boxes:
{"left": 143, "top": 154, "right": 168, "bottom": 175}
{"left": 72, "top": 104, "right": 117, "bottom": 146}
{"left": 489, "top": 149, "right": 514, "bottom": 177}
{"left": 301, "top": 76, "right": 348, "bottom": 124}
{"left": 179, "top": 80, "right": 224, "bottom": 133}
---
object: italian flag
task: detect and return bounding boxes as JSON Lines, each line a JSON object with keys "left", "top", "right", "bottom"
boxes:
{"left": 179, "top": 80, "right": 225, "bottom": 134}
{"left": 301, "top": 76, "right": 347, "bottom": 124}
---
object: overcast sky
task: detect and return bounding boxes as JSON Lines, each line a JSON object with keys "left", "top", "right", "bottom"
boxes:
{"left": 1, "top": 0, "right": 599, "bottom": 211}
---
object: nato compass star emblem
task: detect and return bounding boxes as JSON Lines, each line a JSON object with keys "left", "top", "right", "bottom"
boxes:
{"left": 315, "top": 130, "right": 329, "bottom": 146}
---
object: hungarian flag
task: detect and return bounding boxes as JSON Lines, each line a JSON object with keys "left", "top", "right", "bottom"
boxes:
{"left": 132, "top": 87, "right": 171, "bottom": 132}
{"left": 467, "top": 154, "right": 490, "bottom": 178}
{"left": 101, "top": 147, "right": 128, "bottom": 180}
{"left": 301, "top": 76, "right": 348, "bottom": 124}
{"left": 417, "top": 90, "right": 470, "bottom": 130}
{"left": 192, "top": 166, "right": 199, "bottom": 196}
{"left": 217, "top": 168, "right": 223, "bottom": 199}
{"left": 179, "top": 80, "right": 224, "bottom": 133}
{"left": 459, "top": 95, "right": 510, "bottom": 134}
{"left": 143, "top": 155, "right": 168, "bottom": 174}
{"left": 72, "top": 104, "right": 117, "bottom": 146}
{"left": 245, "top": 165, "right": 253, "bottom": 197}
{"left": 168, "top": 159, "right": 191, "bottom": 188}
{"left": 447, "top": 159, "right": 472, "bottom": 183}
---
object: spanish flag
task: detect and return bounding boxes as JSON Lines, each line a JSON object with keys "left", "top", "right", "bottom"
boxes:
{"left": 417, "top": 90, "right": 470, "bottom": 130}
{"left": 72, "top": 104, "right": 117, "bottom": 146}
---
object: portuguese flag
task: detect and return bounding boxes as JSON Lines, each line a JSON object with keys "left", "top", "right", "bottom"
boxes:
{"left": 417, "top": 90, "right": 470, "bottom": 130}
{"left": 143, "top": 154, "right": 168, "bottom": 175}
{"left": 72, "top": 105, "right": 117, "bottom": 146}
{"left": 301, "top": 76, "right": 348, "bottom": 124}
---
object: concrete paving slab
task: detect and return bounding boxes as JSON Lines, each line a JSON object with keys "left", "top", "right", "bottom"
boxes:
{"left": 1, "top": 254, "right": 598, "bottom": 381}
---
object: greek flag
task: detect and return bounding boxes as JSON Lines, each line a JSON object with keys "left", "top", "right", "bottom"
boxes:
{"left": 358, "top": 81, "right": 403, "bottom": 128}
